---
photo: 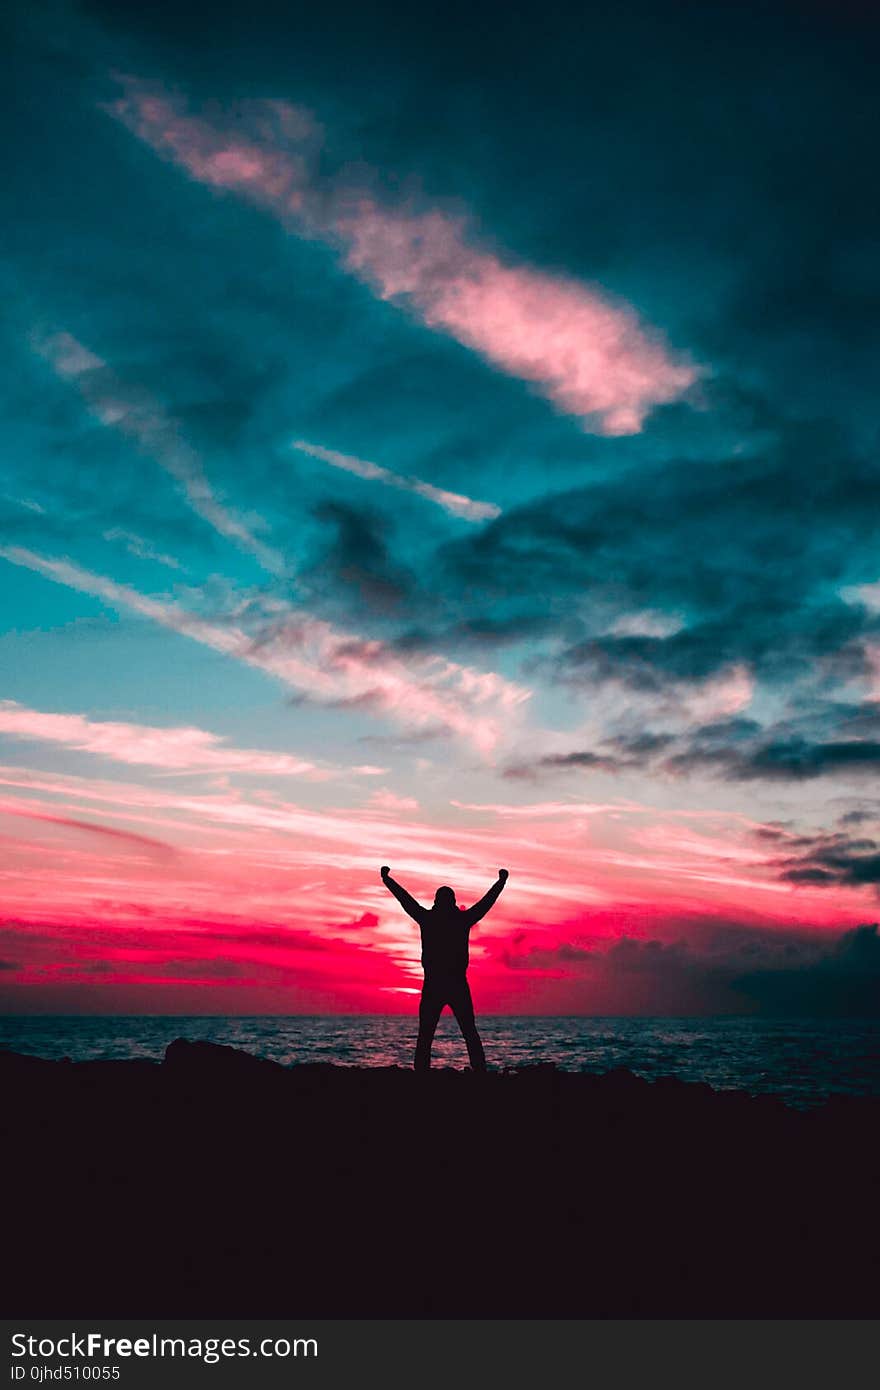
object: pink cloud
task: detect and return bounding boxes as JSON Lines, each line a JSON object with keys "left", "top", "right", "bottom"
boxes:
{"left": 0, "top": 700, "right": 353, "bottom": 780}
{"left": 338, "top": 203, "right": 697, "bottom": 434}
{"left": 451, "top": 797, "right": 646, "bottom": 818}
{"left": 1, "top": 740, "right": 873, "bottom": 1013}
{"left": 1, "top": 788, "right": 869, "bottom": 1015}
{"left": 0, "top": 759, "right": 867, "bottom": 933}
{"left": 679, "top": 663, "right": 754, "bottom": 722}
{"left": 367, "top": 788, "right": 420, "bottom": 813}
{"left": 242, "top": 616, "right": 531, "bottom": 754}
{"left": 292, "top": 440, "right": 500, "bottom": 522}
{"left": 0, "top": 802, "right": 173, "bottom": 855}
{"left": 0, "top": 910, "right": 409, "bottom": 1014}
{"left": 108, "top": 80, "right": 699, "bottom": 435}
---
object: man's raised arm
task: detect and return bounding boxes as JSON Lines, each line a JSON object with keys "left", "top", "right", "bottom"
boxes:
{"left": 380, "top": 866, "right": 427, "bottom": 924}
{"left": 464, "top": 869, "right": 509, "bottom": 926}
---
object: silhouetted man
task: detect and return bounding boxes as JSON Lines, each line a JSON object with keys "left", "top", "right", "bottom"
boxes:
{"left": 380, "top": 865, "right": 509, "bottom": 1071}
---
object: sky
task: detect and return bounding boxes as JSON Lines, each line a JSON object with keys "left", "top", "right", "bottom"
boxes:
{"left": 2, "top": 0, "right": 880, "bottom": 1015}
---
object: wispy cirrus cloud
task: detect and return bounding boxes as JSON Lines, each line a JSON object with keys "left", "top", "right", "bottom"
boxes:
{"left": 450, "top": 799, "right": 644, "bottom": 818}
{"left": 102, "top": 528, "right": 185, "bottom": 571}
{"left": 0, "top": 700, "right": 375, "bottom": 780}
{"left": 0, "top": 760, "right": 867, "bottom": 960}
{"left": 31, "top": 329, "right": 284, "bottom": 574}
{"left": 107, "top": 79, "right": 698, "bottom": 435}
{"left": 494, "top": 661, "right": 755, "bottom": 781}
{"left": 0, "top": 547, "right": 531, "bottom": 754}
{"left": 0, "top": 801, "right": 173, "bottom": 855}
{"left": 291, "top": 440, "right": 500, "bottom": 522}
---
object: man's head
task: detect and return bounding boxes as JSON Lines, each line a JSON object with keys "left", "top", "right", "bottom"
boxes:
{"left": 433, "top": 885, "right": 457, "bottom": 909}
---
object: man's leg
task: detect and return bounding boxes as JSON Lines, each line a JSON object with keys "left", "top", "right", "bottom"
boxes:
{"left": 449, "top": 979, "right": 487, "bottom": 1071}
{"left": 414, "top": 985, "right": 444, "bottom": 1071}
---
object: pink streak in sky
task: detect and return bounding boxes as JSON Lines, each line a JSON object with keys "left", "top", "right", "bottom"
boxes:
{"left": 0, "top": 801, "right": 174, "bottom": 855}
{"left": 0, "top": 700, "right": 376, "bottom": 781}
{"left": 107, "top": 80, "right": 699, "bottom": 435}
{"left": 0, "top": 769, "right": 869, "bottom": 1012}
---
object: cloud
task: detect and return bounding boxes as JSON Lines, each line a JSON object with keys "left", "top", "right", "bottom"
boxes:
{"left": 250, "top": 616, "right": 531, "bottom": 754}
{"left": 367, "top": 789, "right": 419, "bottom": 814}
{"left": 393, "top": 612, "right": 558, "bottom": 654}
{"left": 442, "top": 426, "right": 880, "bottom": 691}
{"left": 498, "top": 665, "right": 752, "bottom": 781}
{"left": 0, "top": 547, "right": 531, "bottom": 754}
{"left": 507, "top": 713, "right": 880, "bottom": 789}
{"left": 0, "top": 700, "right": 350, "bottom": 780}
{"left": 102, "top": 528, "right": 185, "bottom": 570}
{"left": 107, "top": 78, "right": 698, "bottom": 435}
{"left": 304, "top": 499, "right": 415, "bottom": 612}
{"left": 0, "top": 906, "right": 409, "bottom": 1012}
{"left": 450, "top": 799, "right": 641, "bottom": 818}
{"left": 339, "top": 202, "right": 698, "bottom": 435}
{"left": 734, "top": 922, "right": 880, "bottom": 1015}
{"left": 769, "top": 827, "right": 880, "bottom": 892}
{"left": 292, "top": 440, "right": 500, "bottom": 522}
{"left": 504, "top": 749, "right": 623, "bottom": 779}
{"left": 668, "top": 734, "right": 880, "bottom": 782}
{"left": 31, "top": 329, "right": 284, "bottom": 574}
{"left": 0, "top": 802, "right": 173, "bottom": 856}
{"left": 501, "top": 920, "right": 880, "bottom": 1016}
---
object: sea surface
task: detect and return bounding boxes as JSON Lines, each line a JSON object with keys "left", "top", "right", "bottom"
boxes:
{"left": 2, "top": 1014, "right": 879, "bottom": 1107}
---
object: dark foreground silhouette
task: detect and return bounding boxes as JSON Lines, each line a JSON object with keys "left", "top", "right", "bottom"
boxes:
{"left": 3, "top": 1041, "right": 878, "bottom": 1317}
{"left": 381, "top": 865, "right": 508, "bottom": 1070}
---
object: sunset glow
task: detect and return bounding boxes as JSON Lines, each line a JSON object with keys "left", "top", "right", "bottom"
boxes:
{"left": 3, "top": 0, "right": 879, "bottom": 1016}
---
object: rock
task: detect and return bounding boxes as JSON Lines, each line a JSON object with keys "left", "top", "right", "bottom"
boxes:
{"left": 1, "top": 1045, "right": 877, "bottom": 1318}
{"left": 162, "top": 1037, "right": 284, "bottom": 1074}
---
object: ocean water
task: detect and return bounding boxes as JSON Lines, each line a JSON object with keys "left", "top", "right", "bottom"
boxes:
{"left": 2, "top": 1014, "right": 879, "bottom": 1107}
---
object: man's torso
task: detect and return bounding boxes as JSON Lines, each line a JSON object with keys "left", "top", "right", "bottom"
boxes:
{"left": 419, "top": 907, "right": 470, "bottom": 977}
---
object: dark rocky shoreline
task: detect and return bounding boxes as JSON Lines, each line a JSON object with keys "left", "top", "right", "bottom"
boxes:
{"left": 3, "top": 1038, "right": 878, "bottom": 1316}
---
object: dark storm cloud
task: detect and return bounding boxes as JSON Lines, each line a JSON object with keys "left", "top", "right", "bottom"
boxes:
{"left": 501, "top": 704, "right": 880, "bottom": 785}
{"left": 494, "top": 711, "right": 880, "bottom": 789}
{"left": 735, "top": 923, "right": 880, "bottom": 1015}
{"left": 772, "top": 829, "right": 880, "bottom": 893}
{"left": 498, "top": 725, "right": 682, "bottom": 781}
{"left": 301, "top": 500, "right": 415, "bottom": 612}
{"left": 504, "top": 922, "right": 880, "bottom": 1016}
{"left": 667, "top": 734, "right": 880, "bottom": 782}
{"left": 392, "top": 612, "right": 557, "bottom": 653}
{"left": 444, "top": 421, "right": 880, "bottom": 684}
{"left": 506, "top": 711, "right": 880, "bottom": 786}
{"left": 552, "top": 601, "right": 872, "bottom": 691}
{"left": 504, "top": 749, "right": 625, "bottom": 780}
